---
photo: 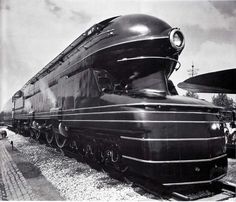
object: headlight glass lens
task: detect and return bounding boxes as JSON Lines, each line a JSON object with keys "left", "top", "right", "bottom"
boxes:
{"left": 173, "top": 33, "right": 182, "bottom": 47}
{"left": 169, "top": 29, "right": 185, "bottom": 50}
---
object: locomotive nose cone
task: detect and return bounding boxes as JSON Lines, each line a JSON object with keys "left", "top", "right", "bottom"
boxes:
{"left": 112, "top": 14, "right": 172, "bottom": 40}
{"left": 129, "top": 24, "right": 150, "bottom": 35}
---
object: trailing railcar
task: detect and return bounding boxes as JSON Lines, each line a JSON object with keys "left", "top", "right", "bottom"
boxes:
{"left": 2, "top": 14, "right": 227, "bottom": 185}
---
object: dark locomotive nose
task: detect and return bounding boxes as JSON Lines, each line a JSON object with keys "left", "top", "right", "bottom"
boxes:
{"left": 90, "top": 14, "right": 185, "bottom": 82}
{"left": 111, "top": 14, "right": 185, "bottom": 50}
{"left": 98, "top": 14, "right": 185, "bottom": 54}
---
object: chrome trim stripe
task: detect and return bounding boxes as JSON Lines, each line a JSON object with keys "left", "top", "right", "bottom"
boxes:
{"left": 60, "top": 119, "right": 219, "bottom": 123}
{"left": 120, "top": 136, "right": 225, "bottom": 141}
{"left": 122, "top": 154, "right": 227, "bottom": 164}
{"left": 117, "top": 56, "right": 178, "bottom": 62}
{"left": 163, "top": 174, "right": 226, "bottom": 186}
{"left": 31, "top": 110, "right": 219, "bottom": 117}
{"left": 31, "top": 103, "right": 221, "bottom": 115}
{"left": 117, "top": 56, "right": 182, "bottom": 70}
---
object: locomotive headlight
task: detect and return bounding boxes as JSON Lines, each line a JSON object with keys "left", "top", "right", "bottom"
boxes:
{"left": 211, "top": 123, "right": 220, "bottom": 130}
{"left": 173, "top": 33, "right": 182, "bottom": 46}
{"left": 169, "top": 28, "right": 185, "bottom": 50}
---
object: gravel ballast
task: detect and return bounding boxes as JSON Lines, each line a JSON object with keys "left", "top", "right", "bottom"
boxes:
{"left": 5, "top": 130, "right": 156, "bottom": 200}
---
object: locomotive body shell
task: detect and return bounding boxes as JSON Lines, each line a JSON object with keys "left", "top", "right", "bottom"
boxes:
{"left": 1, "top": 14, "right": 227, "bottom": 186}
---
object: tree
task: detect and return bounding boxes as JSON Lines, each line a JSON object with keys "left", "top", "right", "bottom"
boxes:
{"left": 0, "top": 112, "right": 3, "bottom": 122}
{"left": 212, "top": 93, "right": 235, "bottom": 108}
{"left": 185, "top": 91, "right": 199, "bottom": 99}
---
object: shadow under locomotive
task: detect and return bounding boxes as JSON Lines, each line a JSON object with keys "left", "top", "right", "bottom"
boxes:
{"left": 1, "top": 14, "right": 227, "bottom": 186}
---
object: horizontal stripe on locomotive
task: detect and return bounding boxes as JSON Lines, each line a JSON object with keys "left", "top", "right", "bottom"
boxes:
{"left": 30, "top": 110, "right": 219, "bottom": 118}
{"left": 163, "top": 174, "right": 226, "bottom": 186}
{"left": 122, "top": 154, "right": 227, "bottom": 164}
{"left": 120, "top": 136, "right": 225, "bottom": 141}
{"left": 59, "top": 120, "right": 221, "bottom": 123}
{"left": 16, "top": 102, "right": 221, "bottom": 116}
{"left": 14, "top": 111, "right": 218, "bottom": 117}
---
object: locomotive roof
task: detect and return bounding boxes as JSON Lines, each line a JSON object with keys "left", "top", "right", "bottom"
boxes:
{"left": 21, "top": 16, "right": 119, "bottom": 90}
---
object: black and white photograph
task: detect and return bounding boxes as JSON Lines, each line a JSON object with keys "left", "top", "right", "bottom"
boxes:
{"left": 0, "top": 0, "right": 236, "bottom": 200}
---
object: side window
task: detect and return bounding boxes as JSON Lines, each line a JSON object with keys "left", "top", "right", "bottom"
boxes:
{"left": 65, "top": 78, "right": 74, "bottom": 109}
{"left": 58, "top": 76, "right": 74, "bottom": 110}
{"left": 74, "top": 69, "right": 100, "bottom": 108}
{"left": 12, "top": 90, "right": 24, "bottom": 110}
{"left": 15, "top": 97, "right": 24, "bottom": 109}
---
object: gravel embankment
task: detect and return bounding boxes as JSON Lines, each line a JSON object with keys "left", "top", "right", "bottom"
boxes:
{"left": 6, "top": 130, "right": 156, "bottom": 200}
{"left": 225, "top": 158, "right": 236, "bottom": 184}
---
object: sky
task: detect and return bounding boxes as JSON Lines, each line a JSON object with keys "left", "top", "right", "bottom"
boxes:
{"left": 0, "top": 0, "right": 236, "bottom": 110}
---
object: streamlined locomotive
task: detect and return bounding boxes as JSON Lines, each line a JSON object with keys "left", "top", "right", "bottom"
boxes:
{"left": 2, "top": 14, "right": 227, "bottom": 186}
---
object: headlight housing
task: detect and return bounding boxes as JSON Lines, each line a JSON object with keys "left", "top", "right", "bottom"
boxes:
{"left": 169, "top": 28, "right": 185, "bottom": 50}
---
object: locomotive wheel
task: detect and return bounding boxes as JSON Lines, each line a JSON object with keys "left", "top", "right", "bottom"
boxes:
{"left": 35, "top": 130, "right": 41, "bottom": 140}
{"left": 54, "top": 123, "right": 69, "bottom": 149}
{"left": 29, "top": 129, "right": 36, "bottom": 139}
{"left": 84, "top": 144, "right": 95, "bottom": 159}
{"left": 55, "top": 132, "right": 68, "bottom": 149}
{"left": 232, "top": 132, "right": 236, "bottom": 144}
{"left": 114, "top": 161, "right": 129, "bottom": 173}
{"left": 102, "top": 144, "right": 128, "bottom": 173}
{"left": 22, "top": 126, "right": 30, "bottom": 137}
{"left": 19, "top": 125, "right": 24, "bottom": 135}
{"left": 45, "top": 131, "right": 54, "bottom": 145}
{"left": 23, "top": 130, "right": 30, "bottom": 137}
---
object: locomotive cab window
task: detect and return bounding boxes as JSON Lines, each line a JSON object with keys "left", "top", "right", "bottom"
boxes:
{"left": 12, "top": 91, "right": 24, "bottom": 110}
{"left": 128, "top": 70, "right": 169, "bottom": 94}
{"left": 115, "top": 58, "right": 173, "bottom": 96}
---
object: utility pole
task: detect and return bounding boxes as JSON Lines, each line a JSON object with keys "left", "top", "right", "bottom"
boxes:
{"left": 185, "top": 62, "right": 199, "bottom": 98}
{"left": 187, "top": 61, "right": 199, "bottom": 77}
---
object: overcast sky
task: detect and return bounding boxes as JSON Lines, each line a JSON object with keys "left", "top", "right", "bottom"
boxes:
{"left": 0, "top": 0, "right": 236, "bottom": 110}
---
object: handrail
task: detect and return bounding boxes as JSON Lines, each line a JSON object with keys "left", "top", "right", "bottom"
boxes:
{"left": 117, "top": 56, "right": 181, "bottom": 71}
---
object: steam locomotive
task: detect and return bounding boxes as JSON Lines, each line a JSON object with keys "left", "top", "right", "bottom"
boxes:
{"left": 1, "top": 14, "right": 227, "bottom": 186}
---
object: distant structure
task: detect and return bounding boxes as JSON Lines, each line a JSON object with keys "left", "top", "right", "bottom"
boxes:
{"left": 185, "top": 62, "right": 199, "bottom": 98}
{"left": 187, "top": 62, "right": 199, "bottom": 77}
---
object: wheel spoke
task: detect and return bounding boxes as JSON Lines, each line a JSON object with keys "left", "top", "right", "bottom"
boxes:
{"left": 46, "top": 131, "right": 54, "bottom": 145}
{"left": 30, "top": 129, "right": 36, "bottom": 139}
{"left": 35, "top": 130, "right": 41, "bottom": 140}
{"left": 55, "top": 132, "right": 68, "bottom": 149}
